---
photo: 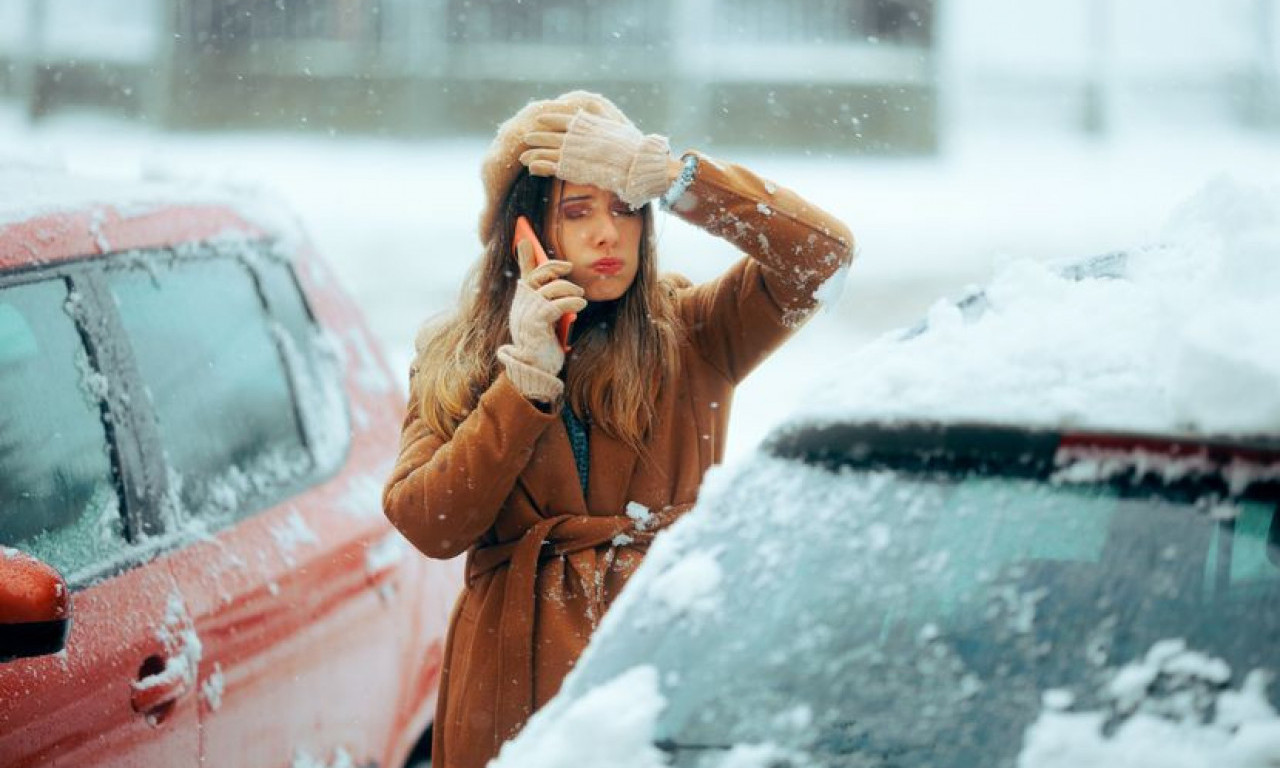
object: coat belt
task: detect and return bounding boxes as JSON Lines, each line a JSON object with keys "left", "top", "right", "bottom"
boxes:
{"left": 465, "top": 503, "right": 692, "bottom": 744}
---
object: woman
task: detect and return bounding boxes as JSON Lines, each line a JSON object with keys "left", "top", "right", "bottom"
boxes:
{"left": 383, "top": 90, "right": 854, "bottom": 768}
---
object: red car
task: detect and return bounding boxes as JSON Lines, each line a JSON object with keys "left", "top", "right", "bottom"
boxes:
{"left": 0, "top": 166, "right": 460, "bottom": 767}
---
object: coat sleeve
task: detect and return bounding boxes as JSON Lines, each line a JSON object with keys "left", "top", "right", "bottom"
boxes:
{"left": 668, "top": 151, "right": 856, "bottom": 384}
{"left": 382, "top": 370, "right": 557, "bottom": 559}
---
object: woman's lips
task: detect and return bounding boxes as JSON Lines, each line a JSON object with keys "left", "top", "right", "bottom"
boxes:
{"left": 591, "top": 258, "right": 624, "bottom": 276}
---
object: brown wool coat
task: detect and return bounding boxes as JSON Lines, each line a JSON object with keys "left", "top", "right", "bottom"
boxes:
{"left": 383, "top": 153, "right": 854, "bottom": 768}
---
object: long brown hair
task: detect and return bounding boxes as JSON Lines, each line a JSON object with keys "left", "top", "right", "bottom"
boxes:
{"left": 411, "top": 170, "right": 685, "bottom": 455}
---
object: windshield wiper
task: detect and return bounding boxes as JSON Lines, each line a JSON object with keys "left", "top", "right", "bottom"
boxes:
{"left": 654, "top": 738, "right": 804, "bottom": 768}
{"left": 653, "top": 737, "right": 733, "bottom": 754}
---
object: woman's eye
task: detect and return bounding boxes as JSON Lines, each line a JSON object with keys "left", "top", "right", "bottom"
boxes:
{"left": 563, "top": 206, "right": 589, "bottom": 220}
{"left": 611, "top": 204, "right": 640, "bottom": 217}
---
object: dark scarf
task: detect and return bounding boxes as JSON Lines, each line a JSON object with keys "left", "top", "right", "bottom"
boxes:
{"left": 560, "top": 299, "right": 619, "bottom": 496}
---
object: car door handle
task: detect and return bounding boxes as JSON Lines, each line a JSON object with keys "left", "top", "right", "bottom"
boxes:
{"left": 368, "top": 557, "right": 397, "bottom": 583}
{"left": 367, "top": 534, "right": 407, "bottom": 587}
{"left": 130, "top": 653, "right": 193, "bottom": 719}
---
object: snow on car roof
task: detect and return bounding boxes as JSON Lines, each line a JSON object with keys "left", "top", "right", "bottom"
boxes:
{"left": 785, "top": 177, "right": 1280, "bottom": 441}
{"left": 0, "top": 159, "right": 303, "bottom": 246}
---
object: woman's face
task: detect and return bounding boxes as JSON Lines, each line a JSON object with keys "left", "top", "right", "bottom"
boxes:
{"left": 547, "top": 180, "right": 643, "bottom": 303}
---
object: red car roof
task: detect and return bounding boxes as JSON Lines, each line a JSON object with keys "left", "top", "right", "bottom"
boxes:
{"left": 0, "top": 166, "right": 283, "bottom": 270}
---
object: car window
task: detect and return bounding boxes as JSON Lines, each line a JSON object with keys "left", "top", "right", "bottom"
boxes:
{"left": 565, "top": 454, "right": 1280, "bottom": 768}
{"left": 908, "top": 477, "right": 1114, "bottom": 620}
{"left": 256, "top": 256, "right": 315, "bottom": 351}
{"left": 1207, "top": 502, "right": 1277, "bottom": 592}
{"left": 0, "top": 279, "right": 125, "bottom": 576}
{"left": 107, "top": 255, "right": 312, "bottom": 526}
{"left": 255, "top": 255, "right": 350, "bottom": 470}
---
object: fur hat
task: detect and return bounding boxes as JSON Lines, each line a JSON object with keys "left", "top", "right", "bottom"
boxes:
{"left": 478, "top": 90, "right": 634, "bottom": 245}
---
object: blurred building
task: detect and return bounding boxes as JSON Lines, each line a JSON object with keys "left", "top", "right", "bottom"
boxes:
{"left": 0, "top": 0, "right": 937, "bottom": 152}
{"left": 943, "top": 0, "right": 1280, "bottom": 136}
{"left": 1, "top": 0, "right": 1278, "bottom": 149}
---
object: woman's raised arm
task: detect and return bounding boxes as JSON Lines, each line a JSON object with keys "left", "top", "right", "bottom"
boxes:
{"left": 669, "top": 152, "right": 856, "bottom": 383}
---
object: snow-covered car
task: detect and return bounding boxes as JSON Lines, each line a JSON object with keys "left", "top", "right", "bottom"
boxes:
{"left": 0, "top": 165, "right": 461, "bottom": 767}
{"left": 490, "top": 181, "right": 1280, "bottom": 768}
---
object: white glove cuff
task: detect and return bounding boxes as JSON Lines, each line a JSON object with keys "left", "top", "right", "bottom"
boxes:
{"left": 622, "top": 133, "right": 673, "bottom": 208}
{"left": 498, "top": 345, "right": 564, "bottom": 404}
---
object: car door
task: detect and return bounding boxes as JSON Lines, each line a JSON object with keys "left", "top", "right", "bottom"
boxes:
{"left": 0, "top": 272, "right": 200, "bottom": 766}
{"left": 101, "top": 247, "right": 410, "bottom": 767}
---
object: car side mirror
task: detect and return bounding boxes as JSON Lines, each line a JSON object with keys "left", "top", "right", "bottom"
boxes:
{"left": 1, "top": 548, "right": 72, "bottom": 663}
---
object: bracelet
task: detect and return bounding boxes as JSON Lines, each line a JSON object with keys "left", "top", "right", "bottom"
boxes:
{"left": 660, "top": 153, "right": 699, "bottom": 211}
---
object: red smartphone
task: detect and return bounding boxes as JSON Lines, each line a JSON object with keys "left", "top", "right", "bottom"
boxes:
{"left": 513, "top": 216, "right": 575, "bottom": 352}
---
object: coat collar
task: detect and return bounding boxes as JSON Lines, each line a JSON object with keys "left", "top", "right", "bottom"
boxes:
{"left": 586, "top": 419, "right": 639, "bottom": 515}
{"left": 527, "top": 400, "right": 641, "bottom": 516}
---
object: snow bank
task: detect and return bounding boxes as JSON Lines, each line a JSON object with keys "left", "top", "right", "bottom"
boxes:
{"left": 1019, "top": 641, "right": 1280, "bottom": 768}
{"left": 788, "top": 177, "right": 1280, "bottom": 440}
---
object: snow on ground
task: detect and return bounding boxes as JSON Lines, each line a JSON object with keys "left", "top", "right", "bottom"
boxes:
{"left": 4, "top": 103, "right": 1279, "bottom": 458}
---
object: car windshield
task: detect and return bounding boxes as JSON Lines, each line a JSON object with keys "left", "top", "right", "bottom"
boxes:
{"left": 563, "top": 450, "right": 1280, "bottom": 768}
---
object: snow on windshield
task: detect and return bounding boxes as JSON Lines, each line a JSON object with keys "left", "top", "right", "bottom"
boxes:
{"left": 496, "top": 453, "right": 902, "bottom": 765}
{"left": 491, "top": 661, "right": 807, "bottom": 768}
{"left": 1019, "top": 640, "right": 1280, "bottom": 768}
{"left": 504, "top": 438, "right": 1280, "bottom": 766}
{"left": 490, "top": 666, "right": 669, "bottom": 768}
{"left": 786, "top": 178, "right": 1280, "bottom": 440}
{"left": 488, "top": 454, "right": 865, "bottom": 766}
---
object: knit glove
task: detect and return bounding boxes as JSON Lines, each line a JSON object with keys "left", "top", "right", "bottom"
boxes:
{"left": 498, "top": 243, "right": 587, "bottom": 404}
{"left": 521, "top": 111, "right": 673, "bottom": 209}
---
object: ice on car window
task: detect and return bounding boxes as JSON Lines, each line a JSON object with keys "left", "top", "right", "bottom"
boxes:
{"left": 0, "top": 304, "right": 38, "bottom": 364}
{"left": 1205, "top": 502, "right": 1280, "bottom": 592}
{"left": 255, "top": 255, "right": 350, "bottom": 472}
{"left": 108, "top": 255, "right": 311, "bottom": 525}
{"left": 0, "top": 280, "right": 124, "bottom": 577}
{"left": 914, "top": 478, "right": 1113, "bottom": 620}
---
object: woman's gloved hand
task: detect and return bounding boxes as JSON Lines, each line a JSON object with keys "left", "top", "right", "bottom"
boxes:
{"left": 498, "top": 239, "right": 587, "bottom": 404}
{"left": 520, "top": 111, "right": 672, "bottom": 209}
